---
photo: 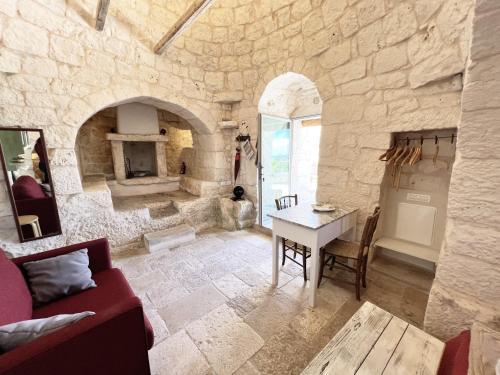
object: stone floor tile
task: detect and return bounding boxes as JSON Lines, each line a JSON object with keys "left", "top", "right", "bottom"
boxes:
{"left": 158, "top": 284, "right": 227, "bottom": 334}
{"left": 234, "top": 361, "right": 261, "bottom": 375}
{"left": 114, "top": 228, "right": 431, "bottom": 374}
{"left": 146, "top": 280, "right": 190, "bottom": 309}
{"left": 186, "top": 304, "right": 264, "bottom": 375}
{"left": 289, "top": 296, "right": 339, "bottom": 342}
{"left": 400, "top": 287, "right": 430, "bottom": 328}
{"left": 280, "top": 277, "right": 310, "bottom": 302}
{"left": 114, "top": 254, "right": 152, "bottom": 279}
{"left": 233, "top": 266, "right": 269, "bottom": 288}
{"left": 244, "top": 290, "right": 303, "bottom": 340}
{"left": 309, "top": 298, "right": 365, "bottom": 350}
{"left": 127, "top": 270, "right": 167, "bottom": 295}
{"left": 213, "top": 273, "right": 251, "bottom": 299}
{"left": 149, "top": 330, "right": 211, "bottom": 375}
{"left": 251, "top": 327, "right": 315, "bottom": 375}
{"left": 370, "top": 255, "right": 434, "bottom": 292}
{"left": 144, "top": 307, "right": 170, "bottom": 345}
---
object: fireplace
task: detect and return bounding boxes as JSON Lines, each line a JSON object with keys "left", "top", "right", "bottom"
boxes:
{"left": 123, "top": 141, "right": 157, "bottom": 178}
{"left": 106, "top": 133, "right": 168, "bottom": 181}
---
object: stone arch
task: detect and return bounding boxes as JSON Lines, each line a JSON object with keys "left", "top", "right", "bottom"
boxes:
{"left": 257, "top": 72, "right": 323, "bottom": 116}
{"left": 254, "top": 68, "right": 326, "bottom": 111}
{"left": 65, "top": 89, "right": 218, "bottom": 149}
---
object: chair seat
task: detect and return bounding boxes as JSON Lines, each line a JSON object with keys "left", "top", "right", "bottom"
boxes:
{"left": 284, "top": 239, "right": 309, "bottom": 254}
{"left": 324, "top": 239, "right": 364, "bottom": 259}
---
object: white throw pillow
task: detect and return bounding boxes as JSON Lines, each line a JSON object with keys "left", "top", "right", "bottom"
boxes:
{"left": 0, "top": 311, "right": 95, "bottom": 352}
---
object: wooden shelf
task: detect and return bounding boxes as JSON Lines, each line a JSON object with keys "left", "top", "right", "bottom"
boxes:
{"left": 374, "top": 237, "right": 439, "bottom": 263}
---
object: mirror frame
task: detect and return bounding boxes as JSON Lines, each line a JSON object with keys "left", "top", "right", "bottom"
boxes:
{"left": 0, "top": 127, "right": 62, "bottom": 242}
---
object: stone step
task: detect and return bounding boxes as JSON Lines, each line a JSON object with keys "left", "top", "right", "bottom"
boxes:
{"left": 143, "top": 224, "right": 196, "bottom": 253}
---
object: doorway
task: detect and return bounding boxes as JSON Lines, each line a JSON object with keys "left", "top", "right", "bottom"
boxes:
{"left": 257, "top": 73, "right": 322, "bottom": 228}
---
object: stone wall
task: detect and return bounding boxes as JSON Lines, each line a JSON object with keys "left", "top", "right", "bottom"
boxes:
{"left": 0, "top": 0, "right": 475, "bottom": 255}
{"left": 76, "top": 108, "right": 116, "bottom": 180}
{"left": 157, "top": 110, "right": 194, "bottom": 177}
{"left": 0, "top": 0, "right": 234, "bottom": 254}
{"left": 228, "top": 0, "right": 473, "bottom": 238}
{"left": 424, "top": 0, "right": 500, "bottom": 340}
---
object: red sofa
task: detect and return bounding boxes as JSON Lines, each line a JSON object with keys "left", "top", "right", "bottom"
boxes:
{"left": 0, "top": 238, "right": 153, "bottom": 375}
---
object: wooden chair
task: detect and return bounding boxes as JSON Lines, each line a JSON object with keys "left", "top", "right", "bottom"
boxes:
{"left": 318, "top": 207, "right": 381, "bottom": 300}
{"left": 275, "top": 194, "right": 310, "bottom": 281}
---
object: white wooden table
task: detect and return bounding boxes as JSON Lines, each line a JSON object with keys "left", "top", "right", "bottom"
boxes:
{"left": 302, "top": 302, "right": 445, "bottom": 375}
{"left": 268, "top": 205, "right": 358, "bottom": 307}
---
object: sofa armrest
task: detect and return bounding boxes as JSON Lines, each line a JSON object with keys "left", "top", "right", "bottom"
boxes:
{"left": 0, "top": 297, "right": 151, "bottom": 375}
{"left": 12, "top": 238, "right": 112, "bottom": 275}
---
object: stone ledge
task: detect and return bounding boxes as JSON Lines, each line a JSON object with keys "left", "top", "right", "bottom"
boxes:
{"left": 113, "top": 176, "right": 181, "bottom": 186}
{"left": 105, "top": 133, "right": 169, "bottom": 142}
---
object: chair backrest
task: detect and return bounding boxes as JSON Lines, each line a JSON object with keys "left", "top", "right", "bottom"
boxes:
{"left": 359, "top": 207, "right": 381, "bottom": 257}
{"left": 275, "top": 194, "right": 298, "bottom": 210}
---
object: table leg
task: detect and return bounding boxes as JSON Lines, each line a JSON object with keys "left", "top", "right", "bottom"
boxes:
{"left": 309, "top": 242, "right": 320, "bottom": 308}
{"left": 272, "top": 232, "right": 280, "bottom": 286}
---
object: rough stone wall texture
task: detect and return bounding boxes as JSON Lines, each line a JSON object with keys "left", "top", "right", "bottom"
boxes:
{"left": 0, "top": 0, "right": 474, "bottom": 255}
{"left": 0, "top": 0, "right": 234, "bottom": 255}
{"left": 76, "top": 108, "right": 116, "bottom": 179}
{"left": 159, "top": 116, "right": 194, "bottom": 177}
{"left": 424, "top": 0, "right": 500, "bottom": 340}
{"left": 228, "top": 0, "right": 474, "bottom": 239}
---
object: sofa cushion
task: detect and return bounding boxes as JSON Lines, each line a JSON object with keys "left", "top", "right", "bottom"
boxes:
{"left": 438, "top": 330, "right": 471, "bottom": 375}
{"left": 12, "top": 176, "right": 46, "bottom": 200}
{"left": 32, "top": 268, "right": 154, "bottom": 349}
{"left": 23, "top": 249, "right": 96, "bottom": 305}
{"left": 0, "top": 251, "right": 33, "bottom": 326}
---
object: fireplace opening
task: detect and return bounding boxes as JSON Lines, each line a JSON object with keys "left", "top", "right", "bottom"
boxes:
{"left": 123, "top": 141, "right": 157, "bottom": 178}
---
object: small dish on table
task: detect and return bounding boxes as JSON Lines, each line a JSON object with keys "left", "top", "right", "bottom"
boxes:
{"left": 311, "top": 203, "right": 336, "bottom": 212}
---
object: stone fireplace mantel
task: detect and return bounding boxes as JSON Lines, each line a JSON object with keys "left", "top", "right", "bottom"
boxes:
{"left": 105, "top": 133, "right": 169, "bottom": 182}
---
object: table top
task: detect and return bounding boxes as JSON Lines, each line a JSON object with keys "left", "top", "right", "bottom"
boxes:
{"left": 301, "top": 302, "right": 445, "bottom": 375}
{"left": 267, "top": 204, "right": 358, "bottom": 230}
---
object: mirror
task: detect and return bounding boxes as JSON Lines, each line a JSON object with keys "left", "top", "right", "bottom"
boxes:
{"left": 0, "top": 128, "right": 62, "bottom": 242}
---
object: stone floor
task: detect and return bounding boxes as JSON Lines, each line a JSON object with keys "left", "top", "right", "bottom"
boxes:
{"left": 113, "top": 228, "right": 433, "bottom": 375}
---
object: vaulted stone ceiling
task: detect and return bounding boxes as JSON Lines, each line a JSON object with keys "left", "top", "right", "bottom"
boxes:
{"left": 74, "top": 0, "right": 198, "bottom": 47}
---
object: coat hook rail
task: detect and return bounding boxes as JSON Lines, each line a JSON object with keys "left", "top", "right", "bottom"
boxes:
{"left": 395, "top": 134, "right": 456, "bottom": 144}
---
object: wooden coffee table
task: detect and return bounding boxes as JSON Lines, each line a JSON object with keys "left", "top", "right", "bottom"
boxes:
{"left": 302, "top": 302, "right": 445, "bottom": 374}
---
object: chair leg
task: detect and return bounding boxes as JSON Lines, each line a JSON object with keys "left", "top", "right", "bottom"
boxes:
{"left": 355, "top": 261, "right": 361, "bottom": 300}
{"left": 362, "top": 255, "right": 368, "bottom": 288}
{"left": 317, "top": 249, "right": 326, "bottom": 288}
{"left": 293, "top": 243, "right": 297, "bottom": 259}
{"left": 302, "top": 248, "right": 308, "bottom": 282}
{"left": 330, "top": 255, "right": 336, "bottom": 270}
{"left": 281, "top": 238, "right": 286, "bottom": 266}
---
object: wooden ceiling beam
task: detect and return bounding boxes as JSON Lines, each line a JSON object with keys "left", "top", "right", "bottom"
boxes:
{"left": 95, "top": 0, "right": 110, "bottom": 31}
{"left": 154, "top": 0, "right": 214, "bottom": 54}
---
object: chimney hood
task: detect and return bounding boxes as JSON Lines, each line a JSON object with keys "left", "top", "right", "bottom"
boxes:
{"left": 116, "top": 103, "right": 159, "bottom": 135}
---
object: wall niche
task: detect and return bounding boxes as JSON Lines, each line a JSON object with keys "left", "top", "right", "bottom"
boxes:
{"left": 374, "top": 129, "right": 457, "bottom": 272}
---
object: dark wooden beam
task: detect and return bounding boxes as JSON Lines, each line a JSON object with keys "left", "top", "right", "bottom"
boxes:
{"left": 95, "top": 0, "right": 110, "bottom": 31}
{"left": 154, "top": 0, "right": 214, "bottom": 54}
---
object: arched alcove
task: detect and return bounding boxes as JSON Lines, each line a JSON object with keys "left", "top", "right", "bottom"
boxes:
{"left": 257, "top": 72, "right": 323, "bottom": 227}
